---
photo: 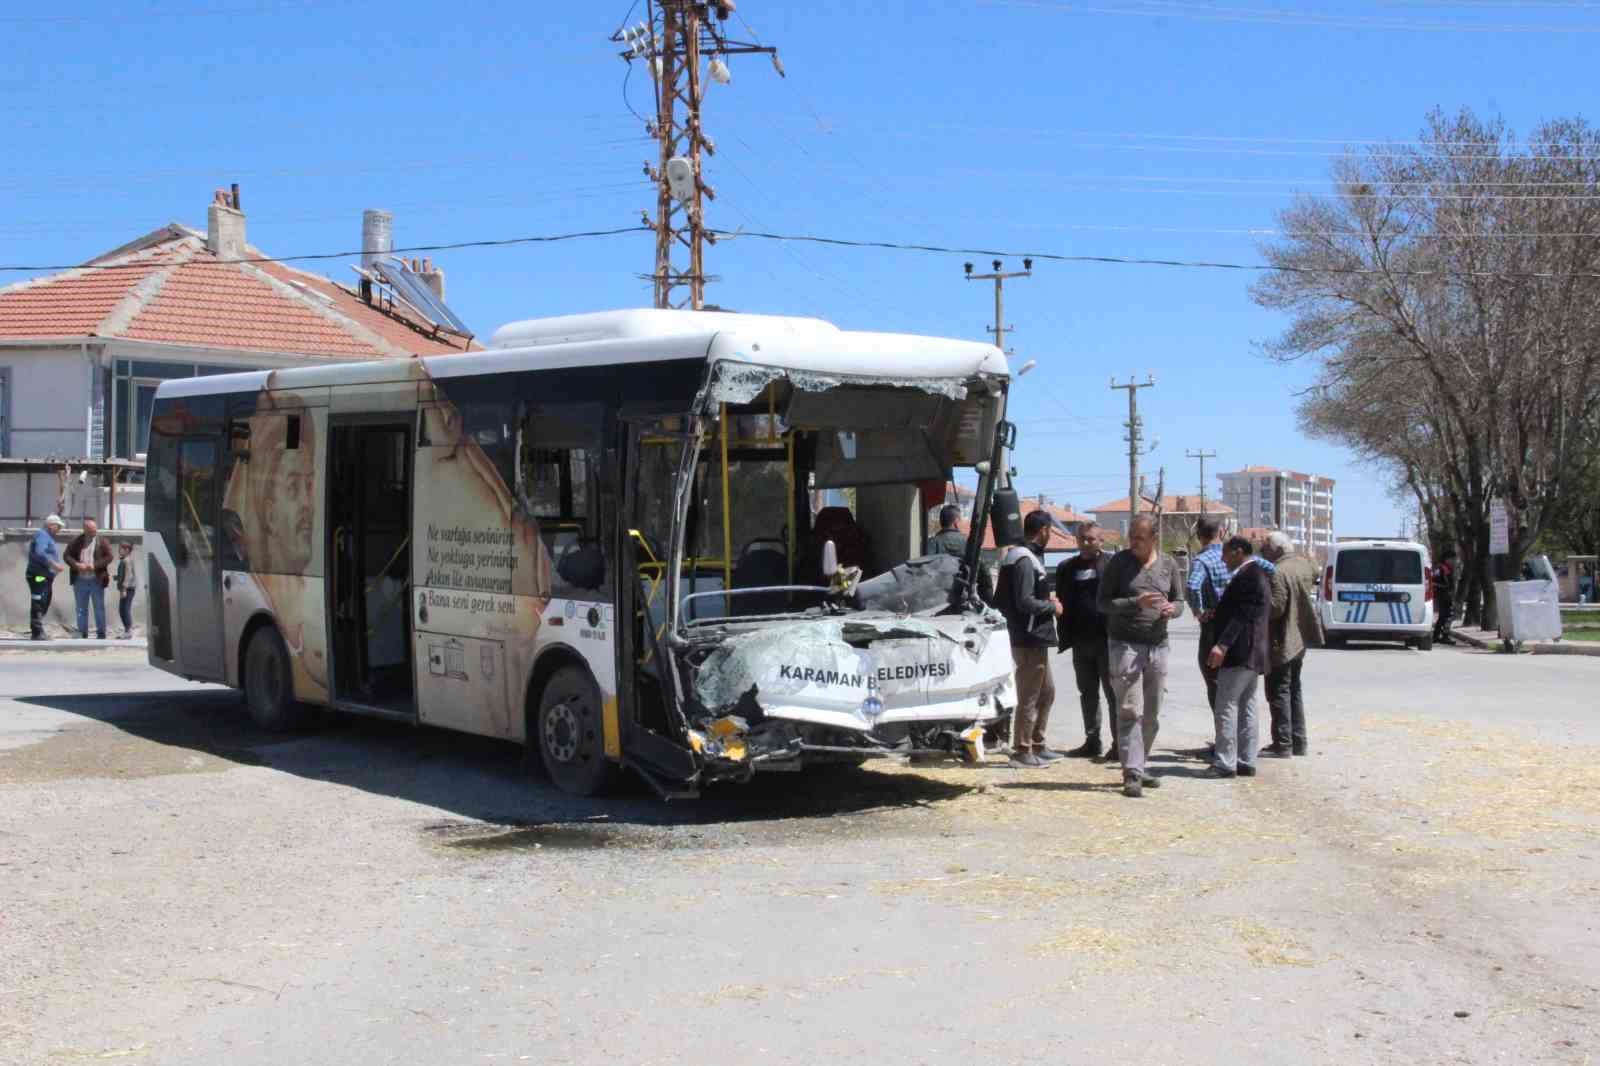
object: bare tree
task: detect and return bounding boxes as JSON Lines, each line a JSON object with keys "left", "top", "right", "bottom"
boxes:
{"left": 1254, "top": 109, "right": 1600, "bottom": 625}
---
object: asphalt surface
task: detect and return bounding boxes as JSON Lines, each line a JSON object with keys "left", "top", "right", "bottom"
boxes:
{"left": 2, "top": 617, "right": 1598, "bottom": 1065}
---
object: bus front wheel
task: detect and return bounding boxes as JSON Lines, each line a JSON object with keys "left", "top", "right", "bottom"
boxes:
{"left": 535, "top": 666, "right": 615, "bottom": 796}
{"left": 243, "top": 626, "right": 307, "bottom": 731}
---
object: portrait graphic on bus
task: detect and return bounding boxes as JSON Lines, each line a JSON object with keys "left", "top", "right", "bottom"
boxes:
{"left": 222, "top": 404, "right": 318, "bottom": 576}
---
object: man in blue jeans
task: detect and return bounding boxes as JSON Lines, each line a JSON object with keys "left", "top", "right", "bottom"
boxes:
{"left": 64, "top": 518, "right": 113, "bottom": 639}
{"left": 26, "top": 515, "right": 67, "bottom": 641}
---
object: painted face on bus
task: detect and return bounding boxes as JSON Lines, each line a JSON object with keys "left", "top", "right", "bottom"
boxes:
{"left": 224, "top": 408, "right": 317, "bottom": 575}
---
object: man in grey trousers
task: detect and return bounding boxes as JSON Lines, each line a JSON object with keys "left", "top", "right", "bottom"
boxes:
{"left": 1204, "top": 536, "right": 1273, "bottom": 778}
{"left": 1097, "top": 514, "right": 1186, "bottom": 798}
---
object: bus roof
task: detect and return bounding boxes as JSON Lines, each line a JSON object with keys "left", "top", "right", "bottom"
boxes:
{"left": 156, "top": 308, "right": 1011, "bottom": 400}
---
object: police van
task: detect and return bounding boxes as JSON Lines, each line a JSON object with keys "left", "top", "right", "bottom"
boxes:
{"left": 1320, "top": 540, "right": 1434, "bottom": 650}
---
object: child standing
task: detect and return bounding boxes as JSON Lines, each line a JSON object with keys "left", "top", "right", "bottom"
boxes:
{"left": 115, "top": 542, "right": 139, "bottom": 639}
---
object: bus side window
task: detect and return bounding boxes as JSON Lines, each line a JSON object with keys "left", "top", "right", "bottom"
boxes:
{"left": 519, "top": 403, "right": 607, "bottom": 595}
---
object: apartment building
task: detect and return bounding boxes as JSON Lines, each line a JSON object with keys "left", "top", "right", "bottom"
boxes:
{"left": 1217, "top": 465, "right": 1336, "bottom": 563}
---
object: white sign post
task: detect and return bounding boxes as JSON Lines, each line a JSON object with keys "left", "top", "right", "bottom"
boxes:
{"left": 1489, "top": 498, "right": 1510, "bottom": 556}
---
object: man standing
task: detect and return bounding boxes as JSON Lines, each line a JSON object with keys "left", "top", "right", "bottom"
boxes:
{"left": 925, "top": 504, "right": 993, "bottom": 603}
{"left": 1433, "top": 549, "right": 1457, "bottom": 646}
{"left": 995, "top": 510, "right": 1063, "bottom": 768}
{"left": 1056, "top": 522, "right": 1117, "bottom": 759}
{"left": 1098, "top": 514, "right": 1186, "bottom": 797}
{"left": 25, "top": 515, "right": 67, "bottom": 641}
{"left": 1205, "top": 536, "right": 1272, "bottom": 778}
{"left": 64, "top": 518, "right": 113, "bottom": 640}
{"left": 1261, "top": 532, "right": 1323, "bottom": 757}
{"left": 1186, "top": 517, "right": 1230, "bottom": 711}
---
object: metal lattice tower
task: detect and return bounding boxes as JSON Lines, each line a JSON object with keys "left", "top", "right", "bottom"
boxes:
{"left": 614, "top": 2, "right": 781, "bottom": 310}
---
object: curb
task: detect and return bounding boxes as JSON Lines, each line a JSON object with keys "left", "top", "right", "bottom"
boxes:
{"left": 0, "top": 639, "right": 147, "bottom": 652}
{"left": 1532, "top": 641, "right": 1600, "bottom": 657}
{"left": 1446, "top": 628, "right": 1600, "bottom": 657}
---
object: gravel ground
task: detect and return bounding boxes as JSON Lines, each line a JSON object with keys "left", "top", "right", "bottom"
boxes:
{"left": 2, "top": 620, "right": 1597, "bottom": 1065}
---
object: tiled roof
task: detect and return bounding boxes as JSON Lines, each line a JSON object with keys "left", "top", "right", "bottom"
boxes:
{"left": 1090, "top": 494, "right": 1237, "bottom": 516}
{"left": 0, "top": 225, "right": 474, "bottom": 359}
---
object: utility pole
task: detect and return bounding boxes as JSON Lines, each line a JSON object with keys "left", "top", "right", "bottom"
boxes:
{"left": 964, "top": 258, "right": 1032, "bottom": 349}
{"left": 1185, "top": 448, "right": 1217, "bottom": 515}
{"left": 614, "top": 2, "right": 782, "bottom": 310}
{"left": 1111, "top": 375, "right": 1157, "bottom": 527}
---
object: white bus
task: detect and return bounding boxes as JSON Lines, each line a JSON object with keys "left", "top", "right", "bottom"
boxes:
{"left": 144, "top": 309, "right": 1019, "bottom": 796}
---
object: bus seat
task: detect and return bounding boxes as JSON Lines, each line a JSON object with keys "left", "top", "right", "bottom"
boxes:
{"left": 731, "top": 538, "right": 788, "bottom": 615}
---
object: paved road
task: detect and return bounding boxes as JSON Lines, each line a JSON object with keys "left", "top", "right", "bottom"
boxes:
{"left": 3, "top": 621, "right": 1598, "bottom": 1065}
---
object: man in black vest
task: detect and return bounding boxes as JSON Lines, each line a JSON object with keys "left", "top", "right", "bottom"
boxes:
{"left": 995, "top": 510, "right": 1062, "bottom": 768}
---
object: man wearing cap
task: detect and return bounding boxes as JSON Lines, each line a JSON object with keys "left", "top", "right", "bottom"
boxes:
{"left": 26, "top": 515, "right": 67, "bottom": 641}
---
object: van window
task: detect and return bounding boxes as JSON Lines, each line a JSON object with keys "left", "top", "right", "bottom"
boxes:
{"left": 1335, "top": 549, "right": 1423, "bottom": 585}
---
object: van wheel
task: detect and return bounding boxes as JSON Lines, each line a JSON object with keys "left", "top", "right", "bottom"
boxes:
{"left": 242, "top": 626, "right": 307, "bottom": 730}
{"left": 535, "top": 667, "right": 615, "bottom": 796}
{"left": 1323, "top": 635, "right": 1344, "bottom": 650}
{"left": 1417, "top": 634, "right": 1434, "bottom": 652}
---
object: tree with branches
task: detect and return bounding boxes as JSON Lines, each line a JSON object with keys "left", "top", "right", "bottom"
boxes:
{"left": 1254, "top": 108, "right": 1600, "bottom": 626}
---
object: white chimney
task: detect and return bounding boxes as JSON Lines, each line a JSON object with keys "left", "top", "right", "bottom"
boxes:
{"left": 361, "top": 209, "right": 393, "bottom": 269}
{"left": 206, "top": 188, "right": 246, "bottom": 260}
{"left": 419, "top": 257, "right": 445, "bottom": 301}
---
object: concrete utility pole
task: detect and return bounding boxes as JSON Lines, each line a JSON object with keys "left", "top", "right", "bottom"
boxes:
{"left": 613, "top": 2, "right": 782, "bottom": 310}
{"left": 1111, "top": 375, "right": 1156, "bottom": 524}
{"left": 1186, "top": 448, "right": 1217, "bottom": 515}
{"left": 964, "top": 258, "right": 1032, "bottom": 349}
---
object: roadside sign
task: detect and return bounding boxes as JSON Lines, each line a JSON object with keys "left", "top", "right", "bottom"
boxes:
{"left": 1490, "top": 498, "right": 1510, "bottom": 555}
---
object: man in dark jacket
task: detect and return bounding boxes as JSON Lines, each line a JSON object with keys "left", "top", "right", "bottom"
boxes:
{"left": 1432, "top": 549, "right": 1457, "bottom": 645}
{"left": 925, "top": 504, "right": 993, "bottom": 603}
{"left": 1056, "top": 522, "right": 1116, "bottom": 759}
{"left": 1204, "top": 536, "right": 1272, "bottom": 778}
{"left": 63, "top": 518, "right": 114, "bottom": 640}
{"left": 994, "top": 510, "right": 1062, "bottom": 768}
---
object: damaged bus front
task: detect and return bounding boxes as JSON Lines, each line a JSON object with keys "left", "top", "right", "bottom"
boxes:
{"left": 625, "top": 332, "right": 1017, "bottom": 791}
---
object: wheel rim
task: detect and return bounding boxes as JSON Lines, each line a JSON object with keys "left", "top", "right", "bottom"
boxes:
{"left": 544, "top": 698, "right": 584, "bottom": 764}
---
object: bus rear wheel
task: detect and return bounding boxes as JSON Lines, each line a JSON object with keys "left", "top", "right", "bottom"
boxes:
{"left": 243, "top": 626, "right": 307, "bottom": 731}
{"left": 535, "top": 667, "right": 615, "bottom": 796}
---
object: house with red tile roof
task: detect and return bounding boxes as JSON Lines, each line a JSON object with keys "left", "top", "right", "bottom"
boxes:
{"left": 0, "top": 190, "right": 472, "bottom": 469}
{"left": 0, "top": 190, "right": 475, "bottom": 527}
{"left": 1089, "top": 493, "right": 1237, "bottom": 551}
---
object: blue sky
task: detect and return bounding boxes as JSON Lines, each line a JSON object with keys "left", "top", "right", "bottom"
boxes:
{"left": 4, "top": 0, "right": 1596, "bottom": 533}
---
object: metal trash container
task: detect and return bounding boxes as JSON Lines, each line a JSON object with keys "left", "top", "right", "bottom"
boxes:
{"left": 1494, "top": 579, "right": 1562, "bottom": 643}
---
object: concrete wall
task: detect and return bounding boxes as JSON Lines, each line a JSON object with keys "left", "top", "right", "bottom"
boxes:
{"left": 0, "top": 472, "right": 143, "bottom": 529}
{"left": 0, "top": 348, "right": 89, "bottom": 458}
{"left": 1, "top": 527, "right": 147, "bottom": 637}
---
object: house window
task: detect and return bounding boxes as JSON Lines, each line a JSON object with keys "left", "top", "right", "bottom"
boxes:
{"left": 111, "top": 359, "right": 260, "bottom": 458}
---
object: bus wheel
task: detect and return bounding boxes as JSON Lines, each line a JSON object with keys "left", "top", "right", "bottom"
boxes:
{"left": 243, "top": 626, "right": 306, "bottom": 731}
{"left": 536, "top": 667, "right": 614, "bottom": 796}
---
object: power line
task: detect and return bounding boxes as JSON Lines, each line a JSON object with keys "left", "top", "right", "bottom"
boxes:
{"left": 0, "top": 226, "right": 652, "bottom": 274}
{"left": 982, "top": 0, "right": 1600, "bottom": 32}
{"left": 8, "top": 222, "right": 1600, "bottom": 280}
{"left": 700, "top": 228, "right": 1600, "bottom": 280}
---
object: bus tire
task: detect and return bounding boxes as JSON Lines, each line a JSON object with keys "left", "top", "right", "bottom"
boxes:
{"left": 242, "top": 626, "right": 306, "bottom": 731}
{"left": 535, "top": 666, "right": 615, "bottom": 796}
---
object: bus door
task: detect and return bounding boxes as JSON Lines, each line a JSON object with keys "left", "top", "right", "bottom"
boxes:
{"left": 617, "top": 417, "right": 698, "bottom": 784}
{"left": 326, "top": 420, "right": 415, "bottom": 716}
{"left": 175, "top": 437, "right": 225, "bottom": 679}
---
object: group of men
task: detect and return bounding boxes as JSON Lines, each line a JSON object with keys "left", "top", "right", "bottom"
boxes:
{"left": 991, "top": 509, "right": 1323, "bottom": 798}
{"left": 25, "top": 516, "right": 141, "bottom": 641}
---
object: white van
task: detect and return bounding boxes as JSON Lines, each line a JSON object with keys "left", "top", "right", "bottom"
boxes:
{"left": 1321, "top": 540, "right": 1434, "bottom": 650}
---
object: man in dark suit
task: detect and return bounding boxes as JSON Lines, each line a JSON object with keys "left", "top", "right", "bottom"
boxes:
{"left": 1204, "top": 536, "right": 1272, "bottom": 778}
